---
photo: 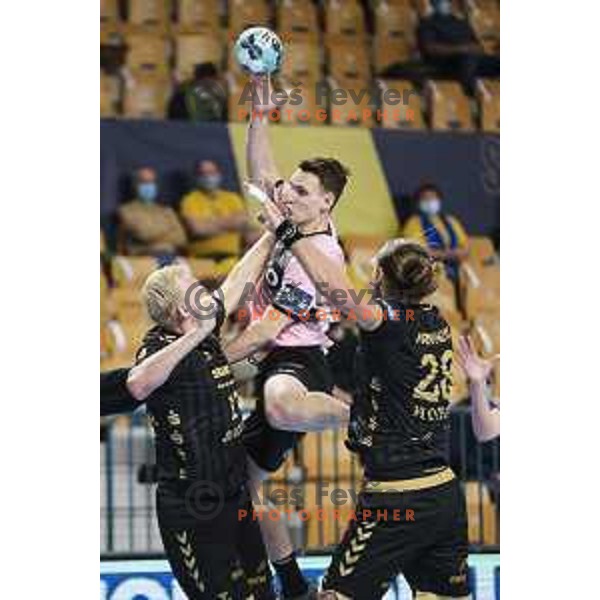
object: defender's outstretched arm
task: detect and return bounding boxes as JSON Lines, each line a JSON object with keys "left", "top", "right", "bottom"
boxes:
{"left": 126, "top": 322, "right": 218, "bottom": 401}
{"left": 220, "top": 231, "right": 275, "bottom": 315}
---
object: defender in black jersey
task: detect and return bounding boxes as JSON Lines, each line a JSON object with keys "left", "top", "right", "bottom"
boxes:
{"left": 127, "top": 240, "right": 277, "bottom": 599}
{"left": 136, "top": 323, "right": 273, "bottom": 600}
{"left": 260, "top": 202, "right": 471, "bottom": 599}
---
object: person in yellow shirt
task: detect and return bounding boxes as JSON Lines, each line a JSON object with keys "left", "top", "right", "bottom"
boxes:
{"left": 403, "top": 183, "right": 470, "bottom": 281}
{"left": 180, "top": 160, "right": 250, "bottom": 261}
{"left": 118, "top": 167, "right": 187, "bottom": 256}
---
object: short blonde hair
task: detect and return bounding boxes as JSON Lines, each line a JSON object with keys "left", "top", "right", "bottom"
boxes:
{"left": 141, "top": 265, "right": 188, "bottom": 329}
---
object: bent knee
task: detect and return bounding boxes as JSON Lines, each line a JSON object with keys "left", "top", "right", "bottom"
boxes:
{"left": 264, "top": 375, "right": 306, "bottom": 428}
{"left": 264, "top": 396, "right": 290, "bottom": 428}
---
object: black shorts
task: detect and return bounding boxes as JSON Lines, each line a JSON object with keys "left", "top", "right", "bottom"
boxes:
{"left": 243, "top": 346, "right": 333, "bottom": 473}
{"left": 322, "top": 477, "right": 470, "bottom": 599}
{"left": 157, "top": 485, "right": 275, "bottom": 599}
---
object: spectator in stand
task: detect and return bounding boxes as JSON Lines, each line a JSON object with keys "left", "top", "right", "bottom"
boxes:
{"left": 403, "top": 183, "right": 469, "bottom": 282}
{"left": 180, "top": 160, "right": 250, "bottom": 261}
{"left": 118, "top": 167, "right": 187, "bottom": 256}
{"left": 417, "top": 0, "right": 499, "bottom": 94}
{"left": 167, "top": 62, "right": 226, "bottom": 122}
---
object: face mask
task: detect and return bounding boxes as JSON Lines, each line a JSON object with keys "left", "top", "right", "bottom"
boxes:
{"left": 434, "top": 0, "right": 452, "bottom": 15}
{"left": 420, "top": 198, "right": 441, "bottom": 216}
{"left": 137, "top": 182, "right": 157, "bottom": 203}
{"left": 197, "top": 174, "right": 222, "bottom": 191}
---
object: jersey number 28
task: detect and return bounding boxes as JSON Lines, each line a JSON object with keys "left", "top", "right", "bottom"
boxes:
{"left": 413, "top": 349, "right": 453, "bottom": 403}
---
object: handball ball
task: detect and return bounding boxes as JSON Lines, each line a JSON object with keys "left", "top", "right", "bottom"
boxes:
{"left": 234, "top": 27, "right": 284, "bottom": 76}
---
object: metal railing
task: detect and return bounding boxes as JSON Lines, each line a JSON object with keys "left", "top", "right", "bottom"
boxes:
{"left": 100, "top": 405, "right": 499, "bottom": 557}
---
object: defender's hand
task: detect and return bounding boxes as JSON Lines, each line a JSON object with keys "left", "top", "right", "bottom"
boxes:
{"left": 258, "top": 196, "right": 286, "bottom": 233}
{"left": 456, "top": 335, "right": 494, "bottom": 383}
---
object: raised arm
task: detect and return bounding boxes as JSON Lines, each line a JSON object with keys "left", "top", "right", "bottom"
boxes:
{"left": 246, "top": 75, "right": 281, "bottom": 189}
{"left": 222, "top": 306, "right": 288, "bottom": 363}
{"left": 456, "top": 336, "right": 500, "bottom": 442}
{"left": 220, "top": 231, "right": 275, "bottom": 315}
{"left": 126, "top": 321, "right": 216, "bottom": 401}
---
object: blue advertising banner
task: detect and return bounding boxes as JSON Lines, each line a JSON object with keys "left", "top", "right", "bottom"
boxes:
{"left": 101, "top": 555, "right": 499, "bottom": 599}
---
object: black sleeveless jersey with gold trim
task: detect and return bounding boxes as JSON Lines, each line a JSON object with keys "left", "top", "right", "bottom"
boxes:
{"left": 348, "top": 300, "right": 454, "bottom": 480}
{"left": 135, "top": 326, "right": 246, "bottom": 499}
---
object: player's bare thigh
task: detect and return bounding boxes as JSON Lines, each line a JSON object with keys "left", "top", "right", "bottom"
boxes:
{"left": 263, "top": 373, "right": 307, "bottom": 428}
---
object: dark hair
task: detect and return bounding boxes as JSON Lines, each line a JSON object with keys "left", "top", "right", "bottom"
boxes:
{"left": 378, "top": 242, "right": 438, "bottom": 302}
{"left": 193, "top": 62, "right": 218, "bottom": 79}
{"left": 415, "top": 182, "right": 443, "bottom": 200}
{"left": 298, "top": 158, "right": 350, "bottom": 207}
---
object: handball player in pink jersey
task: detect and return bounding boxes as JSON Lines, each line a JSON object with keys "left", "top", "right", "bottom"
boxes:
{"left": 223, "top": 76, "right": 351, "bottom": 599}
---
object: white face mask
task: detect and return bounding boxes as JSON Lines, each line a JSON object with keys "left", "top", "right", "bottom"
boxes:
{"left": 420, "top": 198, "right": 441, "bottom": 216}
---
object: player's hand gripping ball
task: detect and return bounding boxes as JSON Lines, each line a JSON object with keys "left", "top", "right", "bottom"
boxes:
{"left": 234, "top": 27, "right": 284, "bottom": 75}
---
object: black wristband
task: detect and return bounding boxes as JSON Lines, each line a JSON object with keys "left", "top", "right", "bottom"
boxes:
{"left": 212, "top": 294, "right": 226, "bottom": 333}
{"left": 275, "top": 219, "right": 303, "bottom": 248}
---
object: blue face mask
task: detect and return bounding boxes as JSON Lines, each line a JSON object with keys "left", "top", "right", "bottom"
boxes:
{"left": 197, "top": 174, "right": 222, "bottom": 191}
{"left": 137, "top": 182, "right": 158, "bottom": 203}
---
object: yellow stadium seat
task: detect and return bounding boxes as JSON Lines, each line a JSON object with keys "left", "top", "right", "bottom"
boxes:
{"left": 278, "top": 33, "right": 321, "bottom": 81}
{"left": 100, "top": 270, "right": 115, "bottom": 324}
{"left": 476, "top": 79, "right": 499, "bottom": 133}
{"left": 373, "top": 35, "right": 413, "bottom": 73}
{"left": 325, "top": 0, "right": 366, "bottom": 37}
{"left": 465, "top": 481, "right": 498, "bottom": 546}
{"left": 470, "top": 312, "right": 500, "bottom": 360}
{"left": 176, "top": 0, "right": 220, "bottom": 31}
{"left": 185, "top": 257, "right": 219, "bottom": 280}
{"left": 327, "top": 36, "right": 371, "bottom": 82}
{"left": 127, "top": 0, "right": 170, "bottom": 29}
{"left": 461, "top": 250, "right": 499, "bottom": 318}
{"left": 342, "top": 235, "right": 388, "bottom": 286}
{"left": 101, "top": 72, "right": 121, "bottom": 117}
{"left": 276, "top": 77, "right": 327, "bottom": 126}
{"left": 373, "top": 0, "right": 417, "bottom": 69}
{"left": 101, "top": 0, "right": 120, "bottom": 24}
{"left": 469, "top": 235, "right": 496, "bottom": 263}
{"left": 469, "top": 4, "right": 500, "bottom": 54}
{"left": 375, "top": 0, "right": 416, "bottom": 37}
{"left": 174, "top": 32, "right": 223, "bottom": 80}
{"left": 303, "top": 482, "right": 356, "bottom": 548}
{"left": 112, "top": 255, "right": 161, "bottom": 289}
{"left": 327, "top": 78, "right": 375, "bottom": 127}
{"left": 462, "top": 276, "right": 499, "bottom": 319}
{"left": 226, "top": 74, "right": 254, "bottom": 122}
{"left": 229, "top": 0, "right": 270, "bottom": 35}
{"left": 277, "top": 0, "right": 318, "bottom": 34}
{"left": 377, "top": 79, "right": 425, "bottom": 129}
{"left": 298, "top": 431, "right": 362, "bottom": 481}
{"left": 123, "top": 72, "right": 171, "bottom": 118}
{"left": 429, "top": 271, "right": 458, "bottom": 317}
{"left": 124, "top": 32, "right": 170, "bottom": 73}
{"left": 426, "top": 80, "right": 475, "bottom": 131}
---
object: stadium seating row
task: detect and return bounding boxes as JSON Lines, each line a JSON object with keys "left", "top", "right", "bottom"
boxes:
{"left": 101, "top": 0, "right": 499, "bottom": 131}
{"left": 102, "top": 70, "right": 499, "bottom": 132}
{"left": 101, "top": 0, "right": 499, "bottom": 42}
